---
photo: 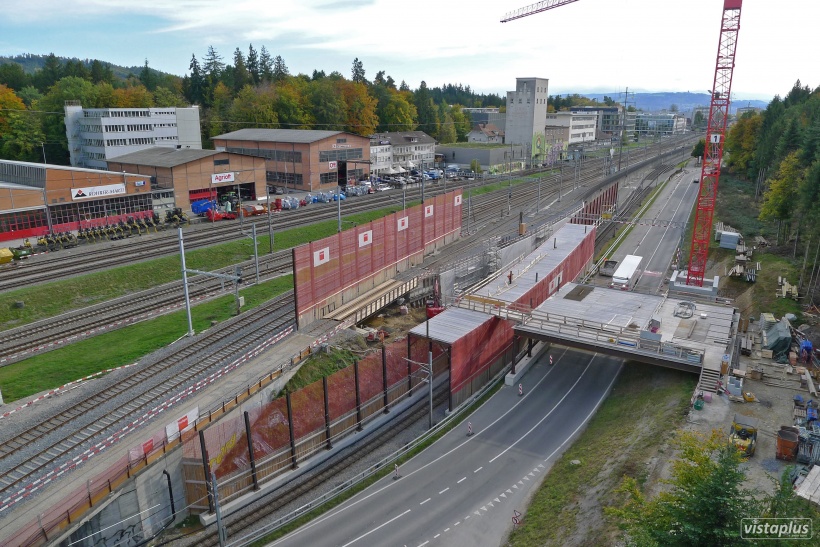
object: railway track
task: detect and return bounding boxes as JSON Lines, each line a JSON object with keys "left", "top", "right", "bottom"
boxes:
{"left": 0, "top": 252, "right": 292, "bottom": 365}
{"left": 0, "top": 140, "right": 693, "bottom": 367}
{"left": 193, "top": 382, "right": 452, "bottom": 547}
{"left": 0, "top": 292, "right": 295, "bottom": 503}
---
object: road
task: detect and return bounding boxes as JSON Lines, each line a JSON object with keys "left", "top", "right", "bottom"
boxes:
{"left": 269, "top": 348, "right": 622, "bottom": 547}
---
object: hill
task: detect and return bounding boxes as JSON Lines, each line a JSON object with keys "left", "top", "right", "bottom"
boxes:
{"left": 0, "top": 53, "right": 173, "bottom": 82}
{"left": 586, "top": 91, "right": 769, "bottom": 114}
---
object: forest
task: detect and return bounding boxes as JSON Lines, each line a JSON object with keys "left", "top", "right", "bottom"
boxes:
{"left": 725, "top": 80, "right": 820, "bottom": 250}
{"left": 0, "top": 49, "right": 622, "bottom": 166}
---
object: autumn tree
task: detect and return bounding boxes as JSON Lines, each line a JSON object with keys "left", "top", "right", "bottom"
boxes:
{"left": 230, "top": 85, "right": 278, "bottom": 127}
{"left": 339, "top": 80, "right": 378, "bottom": 135}
{"left": 308, "top": 79, "right": 347, "bottom": 131}
{"left": 273, "top": 80, "right": 312, "bottom": 129}
{"left": 759, "top": 151, "right": 804, "bottom": 239}
{"left": 112, "top": 85, "right": 154, "bottom": 108}
{"left": 608, "top": 430, "right": 762, "bottom": 547}
{"left": 725, "top": 113, "right": 762, "bottom": 176}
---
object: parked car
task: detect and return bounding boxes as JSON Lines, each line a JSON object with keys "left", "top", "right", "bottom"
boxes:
{"left": 377, "top": 183, "right": 391, "bottom": 191}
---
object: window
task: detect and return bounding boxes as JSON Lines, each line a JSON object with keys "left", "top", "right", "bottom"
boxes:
{"left": 336, "top": 138, "right": 347, "bottom": 144}
{"left": 214, "top": 158, "right": 230, "bottom": 166}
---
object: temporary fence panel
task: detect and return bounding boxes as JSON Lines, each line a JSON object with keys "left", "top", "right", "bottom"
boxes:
{"left": 327, "top": 362, "right": 357, "bottom": 439}
{"left": 339, "top": 227, "right": 358, "bottom": 290}
{"left": 291, "top": 378, "right": 326, "bottom": 445}
{"left": 450, "top": 316, "right": 514, "bottom": 395}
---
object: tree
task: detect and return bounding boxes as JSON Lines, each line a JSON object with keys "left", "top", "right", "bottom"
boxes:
{"left": 153, "top": 86, "right": 188, "bottom": 107}
{"left": 16, "top": 85, "right": 43, "bottom": 108}
{"left": 259, "top": 46, "right": 273, "bottom": 83}
{"left": 379, "top": 92, "right": 416, "bottom": 132}
{"left": 351, "top": 57, "right": 366, "bottom": 84}
{"left": 139, "top": 59, "right": 157, "bottom": 91}
{"left": 725, "top": 113, "right": 762, "bottom": 175}
{"left": 470, "top": 159, "right": 482, "bottom": 174}
{"left": 437, "top": 105, "right": 457, "bottom": 144}
{"left": 89, "top": 60, "right": 114, "bottom": 85}
{"left": 399, "top": 80, "right": 409, "bottom": 91}
{"left": 670, "top": 103, "right": 679, "bottom": 112}
{"left": 187, "top": 54, "right": 204, "bottom": 104}
{"left": 247, "top": 44, "right": 260, "bottom": 84}
{"left": 203, "top": 46, "right": 225, "bottom": 78}
{"left": 34, "top": 53, "right": 63, "bottom": 91}
{"left": 311, "top": 69, "right": 326, "bottom": 81}
{"left": 693, "top": 110, "right": 705, "bottom": 128}
{"left": 414, "top": 81, "right": 439, "bottom": 137}
{"left": 231, "top": 47, "right": 250, "bottom": 93}
{"left": 273, "top": 55, "right": 289, "bottom": 82}
{"left": 759, "top": 151, "right": 804, "bottom": 226}
{"left": 62, "top": 59, "right": 89, "bottom": 81}
{"left": 112, "top": 85, "right": 154, "bottom": 108}
{"left": 691, "top": 138, "right": 705, "bottom": 159}
{"left": 308, "top": 79, "right": 347, "bottom": 131}
{"left": 0, "top": 109, "right": 45, "bottom": 162}
{"left": 608, "top": 430, "right": 762, "bottom": 547}
{"left": 338, "top": 80, "right": 378, "bottom": 135}
{"left": 0, "top": 85, "right": 26, "bottom": 136}
{"left": 230, "top": 85, "right": 278, "bottom": 127}
{"left": 273, "top": 80, "right": 311, "bottom": 129}
{"left": 207, "top": 81, "right": 233, "bottom": 139}
{"left": 451, "top": 106, "right": 472, "bottom": 141}
{"left": 0, "top": 62, "right": 28, "bottom": 90}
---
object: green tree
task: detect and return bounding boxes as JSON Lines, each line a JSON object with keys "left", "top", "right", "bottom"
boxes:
{"left": 273, "top": 55, "right": 289, "bottom": 82}
{"left": 62, "top": 59, "right": 89, "bottom": 81}
{"left": 0, "top": 109, "right": 45, "bottom": 162}
{"left": 16, "top": 85, "right": 43, "bottom": 108}
{"left": 451, "top": 106, "right": 472, "bottom": 141}
{"left": 414, "top": 81, "right": 438, "bottom": 137}
{"left": 379, "top": 92, "right": 416, "bottom": 132}
{"left": 139, "top": 59, "right": 157, "bottom": 91}
{"left": 230, "top": 85, "right": 278, "bottom": 127}
{"left": 153, "top": 86, "right": 188, "bottom": 107}
{"left": 34, "top": 53, "right": 63, "bottom": 91}
{"left": 89, "top": 60, "right": 114, "bottom": 85}
{"left": 725, "top": 113, "right": 762, "bottom": 176}
{"left": 259, "top": 46, "right": 273, "bottom": 83}
{"left": 38, "top": 76, "right": 99, "bottom": 163}
{"left": 693, "top": 110, "right": 705, "bottom": 128}
{"left": 759, "top": 151, "right": 804, "bottom": 225}
{"left": 0, "top": 62, "right": 28, "bottom": 90}
{"left": 608, "top": 430, "right": 762, "bottom": 547}
{"left": 231, "top": 47, "right": 250, "bottom": 93}
{"left": 203, "top": 45, "right": 225, "bottom": 78}
{"left": 246, "top": 44, "right": 259, "bottom": 84}
{"left": 308, "top": 79, "right": 347, "bottom": 130}
{"left": 691, "top": 138, "right": 705, "bottom": 159}
{"left": 470, "top": 159, "right": 482, "bottom": 174}
{"left": 437, "top": 105, "right": 457, "bottom": 144}
{"left": 273, "top": 81, "right": 311, "bottom": 129}
{"left": 187, "top": 54, "right": 204, "bottom": 104}
{"left": 351, "top": 57, "right": 366, "bottom": 84}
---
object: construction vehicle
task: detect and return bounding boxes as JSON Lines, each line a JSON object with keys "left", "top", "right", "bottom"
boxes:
{"left": 729, "top": 413, "right": 759, "bottom": 457}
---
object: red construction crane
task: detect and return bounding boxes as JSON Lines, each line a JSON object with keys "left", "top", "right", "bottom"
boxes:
{"left": 687, "top": 0, "right": 742, "bottom": 286}
{"left": 500, "top": 0, "right": 743, "bottom": 287}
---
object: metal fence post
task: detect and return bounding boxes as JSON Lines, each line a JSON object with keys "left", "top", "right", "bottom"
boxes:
{"left": 286, "top": 392, "right": 298, "bottom": 469}
{"left": 382, "top": 345, "right": 390, "bottom": 414}
{"left": 199, "top": 430, "right": 214, "bottom": 513}
{"left": 243, "top": 411, "right": 259, "bottom": 491}
{"left": 354, "top": 360, "right": 363, "bottom": 431}
{"left": 323, "top": 376, "right": 333, "bottom": 449}
{"left": 407, "top": 336, "right": 413, "bottom": 398}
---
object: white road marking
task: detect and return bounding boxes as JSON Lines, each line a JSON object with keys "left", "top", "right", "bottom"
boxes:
{"left": 420, "top": 498, "right": 431, "bottom": 505}
{"left": 434, "top": 534, "right": 440, "bottom": 539}
{"left": 489, "top": 354, "right": 596, "bottom": 463}
{"left": 457, "top": 477, "right": 466, "bottom": 484}
{"left": 474, "top": 467, "right": 483, "bottom": 473}
{"left": 418, "top": 542, "right": 429, "bottom": 547}
{"left": 544, "top": 363, "right": 623, "bottom": 463}
{"left": 439, "top": 487, "right": 450, "bottom": 495}
{"left": 455, "top": 521, "right": 461, "bottom": 526}
{"left": 339, "top": 509, "right": 411, "bottom": 547}
{"left": 444, "top": 528, "right": 450, "bottom": 532}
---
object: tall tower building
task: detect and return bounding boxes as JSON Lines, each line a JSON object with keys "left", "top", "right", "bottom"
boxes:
{"left": 504, "top": 77, "right": 549, "bottom": 158}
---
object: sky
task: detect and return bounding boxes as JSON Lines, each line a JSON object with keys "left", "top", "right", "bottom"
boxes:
{"left": 1, "top": 0, "right": 816, "bottom": 102}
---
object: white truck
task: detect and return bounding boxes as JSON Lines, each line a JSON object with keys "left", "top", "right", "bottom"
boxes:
{"left": 609, "top": 255, "right": 643, "bottom": 291}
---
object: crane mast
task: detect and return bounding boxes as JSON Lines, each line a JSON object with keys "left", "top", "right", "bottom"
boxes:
{"left": 686, "top": 0, "right": 742, "bottom": 286}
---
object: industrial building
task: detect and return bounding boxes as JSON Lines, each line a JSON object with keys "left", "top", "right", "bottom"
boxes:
{"left": 504, "top": 77, "right": 550, "bottom": 154}
{"left": 212, "top": 129, "right": 371, "bottom": 193}
{"left": 0, "top": 159, "right": 151, "bottom": 243}
{"left": 106, "top": 147, "right": 267, "bottom": 211}
{"left": 64, "top": 102, "right": 202, "bottom": 170}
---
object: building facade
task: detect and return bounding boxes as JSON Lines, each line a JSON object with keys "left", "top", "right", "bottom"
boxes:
{"left": 544, "top": 111, "right": 599, "bottom": 145}
{"left": 466, "top": 123, "right": 505, "bottom": 144}
{"left": 635, "top": 113, "right": 687, "bottom": 136}
{"left": 64, "top": 102, "right": 202, "bottom": 170}
{"left": 572, "top": 105, "right": 636, "bottom": 141}
{"left": 368, "top": 131, "right": 436, "bottom": 176}
{"left": 461, "top": 108, "right": 506, "bottom": 132}
{"left": 0, "top": 160, "right": 152, "bottom": 242}
{"left": 212, "top": 129, "right": 371, "bottom": 193}
{"left": 505, "top": 77, "right": 550, "bottom": 156}
{"left": 107, "top": 148, "right": 267, "bottom": 211}
{"left": 435, "top": 144, "right": 526, "bottom": 175}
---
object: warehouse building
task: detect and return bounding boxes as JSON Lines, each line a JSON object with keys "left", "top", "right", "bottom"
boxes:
{"left": 212, "top": 129, "right": 371, "bottom": 193}
{"left": 0, "top": 160, "right": 151, "bottom": 243}
{"left": 107, "top": 147, "right": 267, "bottom": 211}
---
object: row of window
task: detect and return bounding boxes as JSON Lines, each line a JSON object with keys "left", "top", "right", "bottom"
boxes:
{"left": 266, "top": 171, "right": 304, "bottom": 185}
{"left": 83, "top": 139, "right": 104, "bottom": 147}
{"left": 0, "top": 209, "right": 47, "bottom": 232}
{"left": 228, "top": 147, "right": 302, "bottom": 164}
{"left": 0, "top": 195, "right": 153, "bottom": 235}
{"left": 86, "top": 152, "right": 106, "bottom": 160}
{"left": 80, "top": 125, "right": 103, "bottom": 133}
{"left": 320, "top": 172, "right": 338, "bottom": 184}
{"left": 318, "top": 148, "right": 364, "bottom": 163}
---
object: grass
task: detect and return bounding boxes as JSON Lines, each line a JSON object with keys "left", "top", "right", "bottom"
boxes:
{"left": 505, "top": 363, "right": 696, "bottom": 546}
{"left": 280, "top": 346, "right": 359, "bottom": 394}
{"left": 0, "top": 275, "right": 293, "bottom": 402}
{"left": 0, "top": 205, "right": 404, "bottom": 330}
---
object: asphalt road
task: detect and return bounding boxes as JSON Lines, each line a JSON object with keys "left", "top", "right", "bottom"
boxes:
{"left": 269, "top": 348, "right": 622, "bottom": 547}
{"left": 600, "top": 165, "right": 700, "bottom": 295}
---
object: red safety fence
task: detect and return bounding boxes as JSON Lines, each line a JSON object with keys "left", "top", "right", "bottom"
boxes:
{"left": 571, "top": 181, "right": 619, "bottom": 225}
{"left": 294, "top": 190, "right": 463, "bottom": 318}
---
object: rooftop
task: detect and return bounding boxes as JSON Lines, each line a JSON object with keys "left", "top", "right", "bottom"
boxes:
{"left": 211, "top": 129, "right": 346, "bottom": 143}
{"left": 107, "top": 147, "right": 223, "bottom": 168}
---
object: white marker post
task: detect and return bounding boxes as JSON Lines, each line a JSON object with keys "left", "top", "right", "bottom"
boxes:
{"left": 467, "top": 422, "right": 473, "bottom": 437}
{"left": 518, "top": 383, "right": 523, "bottom": 397}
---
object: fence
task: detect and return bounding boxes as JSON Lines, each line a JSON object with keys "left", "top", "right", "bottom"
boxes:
{"left": 181, "top": 335, "right": 447, "bottom": 513}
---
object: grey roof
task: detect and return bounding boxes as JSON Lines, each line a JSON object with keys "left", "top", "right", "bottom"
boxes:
{"left": 369, "top": 131, "right": 436, "bottom": 145}
{"left": 211, "top": 129, "right": 344, "bottom": 143}
{"left": 409, "top": 307, "right": 493, "bottom": 345}
{"left": 107, "top": 147, "right": 222, "bottom": 168}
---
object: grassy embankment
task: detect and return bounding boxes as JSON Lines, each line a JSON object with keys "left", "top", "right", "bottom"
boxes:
{"left": 506, "top": 364, "right": 696, "bottom": 546}
{"left": 0, "top": 205, "right": 409, "bottom": 402}
{"left": 680, "top": 171, "right": 802, "bottom": 320}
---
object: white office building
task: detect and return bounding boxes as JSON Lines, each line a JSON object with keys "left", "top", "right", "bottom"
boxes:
{"left": 544, "top": 111, "right": 599, "bottom": 144}
{"left": 64, "top": 101, "right": 202, "bottom": 169}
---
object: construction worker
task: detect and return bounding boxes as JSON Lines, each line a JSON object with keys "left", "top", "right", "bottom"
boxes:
{"left": 508, "top": 271, "right": 513, "bottom": 285}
